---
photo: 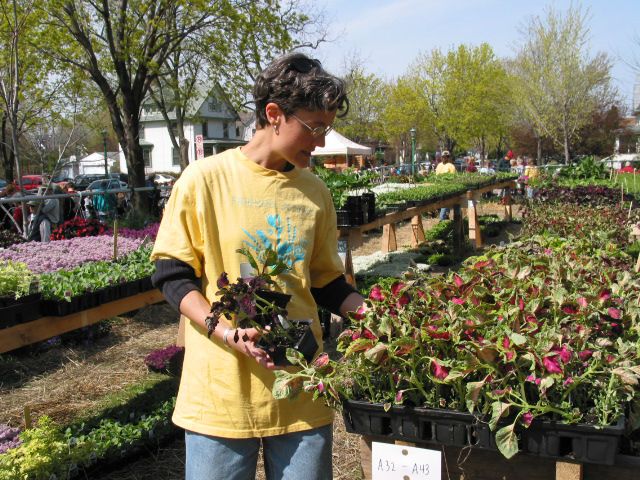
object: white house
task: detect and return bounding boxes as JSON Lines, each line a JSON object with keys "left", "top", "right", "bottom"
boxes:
{"left": 57, "top": 152, "right": 120, "bottom": 179}
{"left": 118, "top": 85, "right": 248, "bottom": 174}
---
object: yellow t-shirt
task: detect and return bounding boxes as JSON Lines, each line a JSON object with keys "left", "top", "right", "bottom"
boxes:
{"left": 435, "top": 162, "right": 456, "bottom": 174}
{"left": 151, "top": 147, "right": 343, "bottom": 438}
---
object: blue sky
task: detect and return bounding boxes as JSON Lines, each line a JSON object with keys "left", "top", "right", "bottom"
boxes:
{"left": 313, "top": 0, "right": 639, "bottom": 109}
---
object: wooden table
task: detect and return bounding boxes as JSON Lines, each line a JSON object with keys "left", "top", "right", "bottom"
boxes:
{"left": 337, "top": 180, "right": 515, "bottom": 285}
{"left": 0, "top": 289, "right": 165, "bottom": 354}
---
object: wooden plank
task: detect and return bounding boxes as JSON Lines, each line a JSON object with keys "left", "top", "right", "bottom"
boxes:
{"left": 0, "top": 290, "right": 165, "bottom": 354}
{"left": 504, "top": 188, "right": 513, "bottom": 222}
{"left": 467, "top": 191, "right": 483, "bottom": 248}
{"left": 360, "top": 435, "right": 373, "bottom": 480}
{"left": 411, "top": 215, "right": 426, "bottom": 247}
{"left": 382, "top": 223, "right": 397, "bottom": 252}
{"left": 556, "top": 461, "right": 583, "bottom": 480}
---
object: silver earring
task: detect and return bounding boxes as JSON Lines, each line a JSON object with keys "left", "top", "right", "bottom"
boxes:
{"left": 273, "top": 123, "right": 279, "bottom": 134}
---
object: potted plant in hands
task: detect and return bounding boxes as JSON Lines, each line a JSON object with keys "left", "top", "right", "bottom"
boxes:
{"left": 205, "top": 247, "right": 318, "bottom": 366}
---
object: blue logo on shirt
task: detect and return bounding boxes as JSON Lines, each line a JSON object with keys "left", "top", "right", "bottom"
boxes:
{"left": 242, "top": 214, "right": 306, "bottom": 270}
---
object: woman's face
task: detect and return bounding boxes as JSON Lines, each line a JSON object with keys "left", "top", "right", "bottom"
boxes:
{"left": 276, "top": 108, "right": 336, "bottom": 169}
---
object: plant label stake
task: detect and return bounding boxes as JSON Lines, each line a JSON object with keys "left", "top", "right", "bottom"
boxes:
{"left": 24, "top": 405, "right": 31, "bottom": 429}
{"left": 113, "top": 219, "right": 118, "bottom": 260}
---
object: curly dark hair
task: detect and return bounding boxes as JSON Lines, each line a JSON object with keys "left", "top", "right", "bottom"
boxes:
{"left": 253, "top": 52, "right": 349, "bottom": 128}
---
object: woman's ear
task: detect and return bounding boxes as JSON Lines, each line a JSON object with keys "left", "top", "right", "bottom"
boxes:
{"left": 265, "top": 102, "right": 282, "bottom": 128}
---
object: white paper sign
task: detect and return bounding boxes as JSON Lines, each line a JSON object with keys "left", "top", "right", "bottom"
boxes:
{"left": 372, "top": 442, "right": 441, "bottom": 480}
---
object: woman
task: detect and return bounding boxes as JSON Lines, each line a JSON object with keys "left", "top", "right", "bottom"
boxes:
{"left": 151, "top": 53, "right": 364, "bottom": 480}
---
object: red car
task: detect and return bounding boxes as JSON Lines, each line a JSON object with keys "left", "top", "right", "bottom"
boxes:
{"left": 19, "top": 175, "right": 44, "bottom": 191}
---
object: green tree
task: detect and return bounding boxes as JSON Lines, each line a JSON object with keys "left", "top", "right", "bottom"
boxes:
{"left": 439, "top": 43, "right": 512, "bottom": 160}
{"left": 0, "top": 0, "right": 63, "bottom": 184}
{"left": 149, "top": 1, "right": 312, "bottom": 170}
{"left": 512, "top": 4, "right": 613, "bottom": 163}
{"left": 333, "top": 54, "right": 388, "bottom": 144}
{"left": 42, "top": 0, "right": 232, "bottom": 211}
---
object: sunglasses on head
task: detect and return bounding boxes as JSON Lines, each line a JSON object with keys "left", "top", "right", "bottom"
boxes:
{"left": 288, "top": 57, "right": 321, "bottom": 73}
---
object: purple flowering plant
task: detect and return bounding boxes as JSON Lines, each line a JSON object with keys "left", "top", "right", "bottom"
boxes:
{"left": 144, "top": 344, "right": 185, "bottom": 373}
{"left": 0, "top": 424, "right": 22, "bottom": 454}
{"left": 273, "top": 234, "right": 640, "bottom": 459}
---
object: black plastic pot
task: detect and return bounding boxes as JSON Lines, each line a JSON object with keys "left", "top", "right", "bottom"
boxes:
{"left": 336, "top": 209, "right": 351, "bottom": 227}
{"left": 258, "top": 319, "right": 318, "bottom": 366}
{"left": 0, "top": 293, "right": 43, "bottom": 329}
{"left": 41, "top": 295, "right": 83, "bottom": 316}
{"left": 119, "top": 280, "right": 140, "bottom": 298}
{"left": 138, "top": 276, "right": 154, "bottom": 292}
{"left": 96, "top": 285, "right": 120, "bottom": 305}
{"left": 342, "top": 400, "right": 394, "bottom": 437}
{"left": 255, "top": 289, "right": 291, "bottom": 310}
{"left": 362, "top": 192, "right": 376, "bottom": 222}
{"left": 342, "top": 400, "right": 624, "bottom": 464}
{"left": 521, "top": 416, "right": 625, "bottom": 465}
{"left": 345, "top": 196, "right": 364, "bottom": 226}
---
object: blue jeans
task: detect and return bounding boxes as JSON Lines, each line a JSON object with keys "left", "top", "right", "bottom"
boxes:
{"left": 185, "top": 424, "right": 333, "bottom": 480}
{"left": 439, "top": 207, "right": 450, "bottom": 221}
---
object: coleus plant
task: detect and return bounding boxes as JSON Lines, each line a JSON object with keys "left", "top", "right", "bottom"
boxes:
{"left": 272, "top": 234, "right": 640, "bottom": 459}
{"left": 205, "top": 248, "right": 302, "bottom": 348}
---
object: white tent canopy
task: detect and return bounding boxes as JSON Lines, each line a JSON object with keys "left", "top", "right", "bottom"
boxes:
{"left": 311, "top": 130, "right": 372, "bottom": 156}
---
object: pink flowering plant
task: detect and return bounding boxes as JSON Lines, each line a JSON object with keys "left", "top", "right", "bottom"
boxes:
{"left": 273, "top": 234, "right": 640, "bottom": 458}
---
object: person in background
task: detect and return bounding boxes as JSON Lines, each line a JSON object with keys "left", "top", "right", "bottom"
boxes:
{"left": 61, "top": 184, "right": 77, "bottom": 221}
{"left": 27, "top": 186, "right": 61, "bottom": 242}
{"left": 436, "top": 150, "right": 456, "bottom": 221}
{"left": 619, "top": 162, "right": 635, "bottom": 174}
{"left": 150, "top": 52, "right": 365, "bottom": 480}
{"left": 435, "top": 150, "right": 456, "bottom": 175}
{"left": 496, "top": 155, "right": 510, "bottom": 172}
{"left": 465, "top": 156, "right": 477, "bottom": 173}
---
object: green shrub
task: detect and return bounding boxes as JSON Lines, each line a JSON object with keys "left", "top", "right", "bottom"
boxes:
{"left": 0, "top": 260, "right": 36, "bottom": 299}
{"left": 425, "top": 220, "right": 454, "bottom": 241}
{"left": 427, "top": 253, "right": 455, "bottom": 266}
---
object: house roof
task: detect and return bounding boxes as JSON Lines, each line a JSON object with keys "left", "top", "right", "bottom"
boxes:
{"left": 141, "top": 84, "right": 239, "bottom": 123}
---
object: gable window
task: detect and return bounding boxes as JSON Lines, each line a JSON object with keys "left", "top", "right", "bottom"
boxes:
{"left": 172, "top": 147, "right": 181, "bottom": 166}
{"left": 223, "top": 122, "right": 229, "bottom": 139}
{"left": 139, "top": 124, "right": 145, "bottom": 140}
{"left": 169, "top": 121, "right": 178, "bottom": 137}
{"left": 143, "top": 148, "right": 152, "bottom": 167}
{"left": 202, "top": 121, "right": 208, "bottom": 138}
{"left": 208, "top": 98, "right": 221, "bottom": 112}
{"left": 235, "top": 125, "right": 240, "bottom": 138}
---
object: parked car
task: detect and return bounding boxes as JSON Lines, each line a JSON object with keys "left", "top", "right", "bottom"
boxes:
{"left": 86, "top": 179, "right": 129, "bottom": 192}
{"left": 153, "top": 173, "right": 176, "bottom": 185}
{"left": 19, "top": 175, "right": 44, "bottom": 191}
{"left": 51, "top": 174, "right": 74, "bottom": 189}
{"left": 70, "top": 174, "right": 109, "bottom": 191}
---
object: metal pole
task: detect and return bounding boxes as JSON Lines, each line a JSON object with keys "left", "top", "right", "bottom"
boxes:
{"left": 102, "top": 130, "right": 109, "bottom": 177}
{"left": 410, "top": 127, "right": 416, "bottom": 176}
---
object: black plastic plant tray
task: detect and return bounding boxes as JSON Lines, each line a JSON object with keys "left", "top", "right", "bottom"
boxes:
{"left": 0, "top": 293, "right": 42, "bottom": 328}
{"left": 522, "top": 416, "right": 625, "bottom": 465}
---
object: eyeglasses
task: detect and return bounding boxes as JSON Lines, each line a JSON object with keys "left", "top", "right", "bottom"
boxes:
{"left": 287, "top": 57, "right": 321, "bottom": 73}
{"left": 290, "top": 114, "right": 333, "bottom": 138}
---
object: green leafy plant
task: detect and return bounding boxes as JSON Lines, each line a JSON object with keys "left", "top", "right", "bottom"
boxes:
{"left": 272, "top": 233, "right": 640, "bottom": 459}
{"left": 0, "top": 260, "right": 36, "bottom": 299}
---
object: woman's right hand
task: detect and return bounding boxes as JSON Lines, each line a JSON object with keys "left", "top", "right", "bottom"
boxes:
{"left": 228, "top": 327, "right": 277, "bottom": 370}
